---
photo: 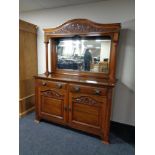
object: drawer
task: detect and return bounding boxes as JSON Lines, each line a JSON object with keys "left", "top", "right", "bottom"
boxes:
{"left": 38, "top": 80, "right": 67, "bottom": 90}
{"left": 69, "top": 84, "right": 107, "bottom": 96}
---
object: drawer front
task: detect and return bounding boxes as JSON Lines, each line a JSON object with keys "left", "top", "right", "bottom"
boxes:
{"left": 69, "top": 84, "right": 107, "bottom": 96}
{"left": 38, "top": 80, "right": 67, "bottom": 90}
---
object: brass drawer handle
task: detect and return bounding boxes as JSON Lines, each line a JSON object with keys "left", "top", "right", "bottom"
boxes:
{"left": 57, "top": 83, "right": 62, "bottom": 89}
{"left": 95, "top": 89, "right": 101, "bottom": 95}
{"left": 74, "top": 86, "right": 80, "bottom": 92}
{"left": 42, "top": 82, "right": 47, "bottom": 86}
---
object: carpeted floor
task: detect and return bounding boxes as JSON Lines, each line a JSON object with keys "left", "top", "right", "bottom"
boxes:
{"left": 19, "top": 113, "right": 134, "bottom": 155}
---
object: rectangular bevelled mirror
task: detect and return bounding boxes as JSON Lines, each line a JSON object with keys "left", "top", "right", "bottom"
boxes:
{"left": 56, "top": 36, "right": 111, "bottom": 73}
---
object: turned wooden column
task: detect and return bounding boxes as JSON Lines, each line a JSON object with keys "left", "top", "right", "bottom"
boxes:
{"left": 50, "top": 39, "right": 56, "bottom": 73}
{"left": 44, "top": 40, "right": 49, "bottom": 76}
{"left": 109, "top": 33, "right": 119, "bottom": 82}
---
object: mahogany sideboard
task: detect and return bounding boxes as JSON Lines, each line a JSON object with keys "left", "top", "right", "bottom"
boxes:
{"left": 34, "top": 19, "right": 121, "bottom": 144}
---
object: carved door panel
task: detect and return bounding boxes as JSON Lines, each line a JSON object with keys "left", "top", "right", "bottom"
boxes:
{"left": 39, "top": 88, "right": 67, "bottom": 124}
{"left": 68, "top": 93, "right": 106, "bottom": 135}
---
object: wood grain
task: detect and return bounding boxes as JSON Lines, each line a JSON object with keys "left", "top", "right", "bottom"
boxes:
{"left": 19, "top": 20, "right": 37, "bottom": 116}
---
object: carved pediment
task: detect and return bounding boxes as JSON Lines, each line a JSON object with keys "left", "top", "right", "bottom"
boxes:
{"left": 44, "top": 19, "right": 121, "bottom": 35}
{"left": 41, "top": 90, "right": 64, "bottom": 100}
{"left": 49, "top": 23, "right": 108, "bottom": 34}
{"left": 72, "top": 96, "right": 98, "bottom": 105}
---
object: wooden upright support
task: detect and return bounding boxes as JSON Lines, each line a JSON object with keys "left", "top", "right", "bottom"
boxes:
{"left": 44, "top": 40, "right": 49, "bottom": 76}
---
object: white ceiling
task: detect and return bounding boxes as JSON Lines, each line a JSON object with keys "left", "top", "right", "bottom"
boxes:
{"left": 19, "top": 0, "right": 108, "bottom": 12}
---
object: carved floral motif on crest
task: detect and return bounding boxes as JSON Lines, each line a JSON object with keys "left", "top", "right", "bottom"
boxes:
{"left": 42, "top": 90, "right": 64, "bottom": 100}
{"left": 72, "top": 96, "right": 98, "bottom": 105}
{"left": 49, "top": 23, "right": 114, "bottom": 34}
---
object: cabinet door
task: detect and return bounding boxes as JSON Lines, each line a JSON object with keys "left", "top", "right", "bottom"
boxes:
{"left": 38, "top": 81, "right": 68, "bottom": 125}
{"left": 69, "top": 90, "right": 106, "bottom": 136}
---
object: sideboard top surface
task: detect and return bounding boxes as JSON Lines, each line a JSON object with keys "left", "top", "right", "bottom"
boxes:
{"left": 35, "top": 73, "right": 115, "bottom": 87}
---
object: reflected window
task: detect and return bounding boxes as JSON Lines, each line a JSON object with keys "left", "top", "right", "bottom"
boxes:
{"left": 56, "top": 37, "right": 111, "bottom": 73}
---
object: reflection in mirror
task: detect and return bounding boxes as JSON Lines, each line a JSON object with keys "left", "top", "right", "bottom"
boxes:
{"left": 56, "top": 37, "right": 111, "bottom": 73}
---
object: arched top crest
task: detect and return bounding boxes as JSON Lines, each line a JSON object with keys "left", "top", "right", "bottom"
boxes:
{"left": 43, "top": 19, "right": 121, "bottom": 37}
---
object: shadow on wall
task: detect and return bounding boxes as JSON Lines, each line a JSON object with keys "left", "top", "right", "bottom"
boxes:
{"left": 111, "top": 19, "right": 135, "bottom": 126}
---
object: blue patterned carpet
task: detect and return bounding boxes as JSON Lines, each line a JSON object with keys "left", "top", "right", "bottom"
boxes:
{"left": 19, "top": 113, "right": 134, "bottom": 155}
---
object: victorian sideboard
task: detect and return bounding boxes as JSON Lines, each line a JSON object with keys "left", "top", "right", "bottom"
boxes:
{"left": 34, "top": 19, "right": 121, "bottom": 144}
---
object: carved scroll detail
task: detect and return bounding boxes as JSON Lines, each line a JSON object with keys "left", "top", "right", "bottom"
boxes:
{"left": 72, "top": 96, "right": 98, "bottom": 105}
{"left": 42, "top": 90, "right": 64, "bottom": 100}
{"left": 47, "top": 22, "right": 119, "bottom": 35}
{"left": 44, "top": 19, "right": 120, "bottom": 36}
{"left": 50, "top": 23, "right": 106, "bottom": 34}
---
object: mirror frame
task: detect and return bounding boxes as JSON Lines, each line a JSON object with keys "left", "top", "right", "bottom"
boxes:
{"left": 43, "top": 19, "right": 121, "bottom": 82}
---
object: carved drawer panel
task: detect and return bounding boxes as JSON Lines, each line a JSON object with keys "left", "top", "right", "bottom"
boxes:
{"left": 38, "top": 80, "right": 67, "bottom": 90}
{"left": 71, "top": 95, "right": 105, "bottom": 105}
{"left": 69, "top": 84, "right": 107, "bottom": 96}
{"left": 41, "top": 89, "right": 65, "bottom": 100}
